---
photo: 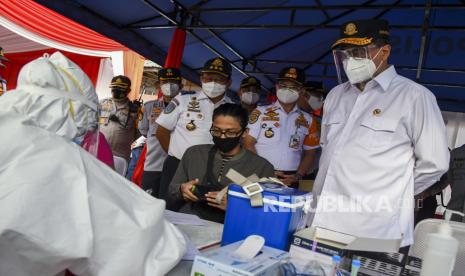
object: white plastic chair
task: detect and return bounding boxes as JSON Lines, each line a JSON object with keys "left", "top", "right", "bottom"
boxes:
{"left": 409, "top": 218, "right": 465, "bottom": 275}
{"left": 113, "top": 156, "right": 128, "bottom": 177}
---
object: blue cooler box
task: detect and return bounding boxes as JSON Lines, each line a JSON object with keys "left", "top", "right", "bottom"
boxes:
{"left": 221, "top": 183, "right": 311, "bottom": 250}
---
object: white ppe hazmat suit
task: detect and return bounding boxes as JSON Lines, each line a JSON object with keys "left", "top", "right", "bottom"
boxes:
{"left": 0, "top": 54, "right": 186, "bottom": 276}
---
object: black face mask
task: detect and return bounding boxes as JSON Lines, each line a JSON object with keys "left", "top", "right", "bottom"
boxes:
{"left": 213, "top": 134, "right": 242, "bottom": 153}
{"left": 111, "top": 88, "right": 128, "bottom": 99}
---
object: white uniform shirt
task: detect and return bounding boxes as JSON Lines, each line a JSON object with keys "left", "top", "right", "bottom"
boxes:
{"left": 248, "top": 101, "right": 320, "bottom": 171}
{"left": 139, "top": 100, "right": 166, "bottom": 172}
{"left": 311, "top": 66, "right": 449, "bottom": 246}
{"left": 156, "top": 91, "right": 233, "bottom": 160}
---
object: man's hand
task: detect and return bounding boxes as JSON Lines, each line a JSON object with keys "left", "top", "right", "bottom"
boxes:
{"left": 275, "top": 171, "right": 296, "bottom": 186}
{"left": 180, "top": 179, "right": 200, "bottom": 202}
{"left": 206, "top": 191, "right": 227, "bottom": 211}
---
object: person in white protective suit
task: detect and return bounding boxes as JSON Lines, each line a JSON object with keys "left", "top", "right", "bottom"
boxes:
{"left": 0, "top": 52, "right": 186, "bottom": 276}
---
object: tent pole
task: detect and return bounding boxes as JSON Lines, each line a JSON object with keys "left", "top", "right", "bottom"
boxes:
{"left": 416, "top": 0, "right": 433, "bottom": 80}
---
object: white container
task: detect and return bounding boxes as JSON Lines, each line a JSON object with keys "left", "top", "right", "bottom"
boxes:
{"left": 420, "top": 223, "right": 459, "bottom": 276}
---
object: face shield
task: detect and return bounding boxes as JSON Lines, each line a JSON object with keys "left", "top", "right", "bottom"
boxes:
{"left": 333, "top": 45, "right": 383, "bottom": 85}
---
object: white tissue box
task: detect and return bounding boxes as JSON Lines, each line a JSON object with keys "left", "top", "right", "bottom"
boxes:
{"left": 190, "top": 240, "right": 288, "bottom": 276}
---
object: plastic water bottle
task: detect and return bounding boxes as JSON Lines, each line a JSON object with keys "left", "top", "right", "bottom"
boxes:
{"left": 420, "top": 223, "right": 459, "bottom": 276}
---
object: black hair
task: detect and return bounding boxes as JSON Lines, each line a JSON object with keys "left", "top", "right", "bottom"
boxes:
{"left": 213, "top": 103, "right": 248, "bottom": 130}
{"left": 374, "top": 38, "right": 390, "bottom": 48}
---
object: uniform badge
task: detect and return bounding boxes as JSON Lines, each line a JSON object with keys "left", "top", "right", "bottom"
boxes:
{"left": 187, "top": 97, "right": 201, "bottom": 112}
{"left": 186, "top": 120, "right": 197, "bottom": 131}
{"left": 164, "top": 99, "right": 178, "bottom": 114}
{"left": 263, "top": 109, "right": 279, "bottom": 122}
{"left": 344, "top": 23, "right": 358, "bottom": 36}
{"left": 249, "top": 109, "right": 261, "bottom": 124}
{"left": 150, "top": 107, "right": 161, "bottom": 124}
{"left": 274, "top": 122, "right": 280, "bottom": 128}
{"left": 373, "top": 108, "right": 381, "bottom": 116}
{"left": 295, "top": 113, "right": 309, "bottom": 128}
{"left": 264, "top": 127, "right": 274, "bottom": 138}
{"left": 152, "top": 106, "right": 162, "bottom": 117}
{"left": 284, "top": 67, "right": 298, "bottom": 80}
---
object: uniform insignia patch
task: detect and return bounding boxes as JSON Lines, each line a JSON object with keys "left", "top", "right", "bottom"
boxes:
{"left": 344, "top": 23, "right": 358, "bottom": 36}
{"left": 263, "top": 109, "right": 279, "bottom": 122}
{"left": 152, "top": 107, "right": 162, "bottom": 117}
{"left": 264, "top": 128, "right": 274, "bottom": 138}
{"left": 187, "top": 97, "right": 201, "bottom": 112}
{"left": 164, "top": 100, "right": 177, "bottom": 114}
{"left": 186, "top": 120, "right": 197, "bottom": 131}
{"left": 249, "top": 109, "right": 261, "bottom": 124}
{"left": 295, "top": 113, "right": 309, "bottom": 128}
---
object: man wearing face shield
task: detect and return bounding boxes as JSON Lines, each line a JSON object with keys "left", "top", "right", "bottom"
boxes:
{"left": 100, "top": 75, "right": 140, "bottom": 161}
{"left": 238, "top": 76, "right": 262, "bottom": 114}
{"left": 156, "top": 57, "right": 234, "bottom": 205}
{"left": 139, "top": 68, "right": 182, "bottom": 197}
{"left": 243, "top": 67, "right": 320, "bottom": 188}
{"left": 310, "top": 19, "right": 449, "bottom": 248}
{"left": 0, "top": 54, "right": 185, "bottom": 275}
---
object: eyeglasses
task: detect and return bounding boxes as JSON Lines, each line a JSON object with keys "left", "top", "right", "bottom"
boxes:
{"left": 210, "top": 127, "right": 244, "bottom": 138}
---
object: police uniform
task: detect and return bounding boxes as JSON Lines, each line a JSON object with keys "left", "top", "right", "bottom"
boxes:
{"left": 303, "top": 81, "right": 325, "bottom": 176}
{"left": 138, "top": 100, "right": 166, "bottom": 195}
{"left": 99, "top": 76, "right": 139, "bottom": 160}
{"left": 248, "top": 102, "right": 320, "bottom": 172}
{"left": 156, "top": 57, "right": 233, "bottom": 204}
{"left": 139, "top": 68, "right": 182, "bottom": 197}
{"left": 248, "top": 67, "right": 320, "bottom": 173}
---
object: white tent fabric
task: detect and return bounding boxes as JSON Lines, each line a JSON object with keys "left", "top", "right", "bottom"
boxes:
{"left": 0, "top": 15, "right": 123, "bottom": 98}
{"left": 0, "top": 23, "right": 49, "bottom": 52}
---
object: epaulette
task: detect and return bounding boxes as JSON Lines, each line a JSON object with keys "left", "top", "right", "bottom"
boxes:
{"left": 181, "top": 91, "right": 196, "bottom": 96}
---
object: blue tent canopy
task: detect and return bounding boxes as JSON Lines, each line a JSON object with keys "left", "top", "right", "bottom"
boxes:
{"left": 36, "top": 0, "right": 465, "bottom": 111}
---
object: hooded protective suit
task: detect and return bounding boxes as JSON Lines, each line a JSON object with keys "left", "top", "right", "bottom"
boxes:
{"left": 0, "top": 53, "right": 186, "bottom": 276}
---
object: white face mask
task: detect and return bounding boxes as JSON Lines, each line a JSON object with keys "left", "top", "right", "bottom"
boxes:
{"left": 342, "top": 48, "right": 382, "bottom": 84}
{"left": 308, "top": 95, "right": 324, "bottom": 110}
{"left": 276, "top": 88, "right": 299, "bottom": 104}
{"left": 240, "top": 91, "right": 259, "bottom": 105}
{"left": 161, "top": 83, "right": 180, "bottom": 97}
{"left": 202, "top": 81, "right": 226, "bottom": 98}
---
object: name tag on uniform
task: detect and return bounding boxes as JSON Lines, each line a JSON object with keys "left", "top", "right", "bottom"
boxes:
{"left": 99, "top": 110, "right": 111, "bottom": 125}
{"left": 289, "top": 133, "right": 301, "bottom": 149}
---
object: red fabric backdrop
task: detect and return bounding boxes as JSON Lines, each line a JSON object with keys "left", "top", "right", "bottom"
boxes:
{"left": 1, "top": 49, "right": 101, "bottom": 90}
{"left": 0, "top": 0, "right": 126, "bottom": 51}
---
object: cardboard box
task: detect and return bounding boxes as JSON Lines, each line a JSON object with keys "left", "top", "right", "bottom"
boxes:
{"left": 190, "top": 240, "right": 289, "bottom": 276}
{"left": 289, "top": 227, "right": 402, "bottom": 268}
